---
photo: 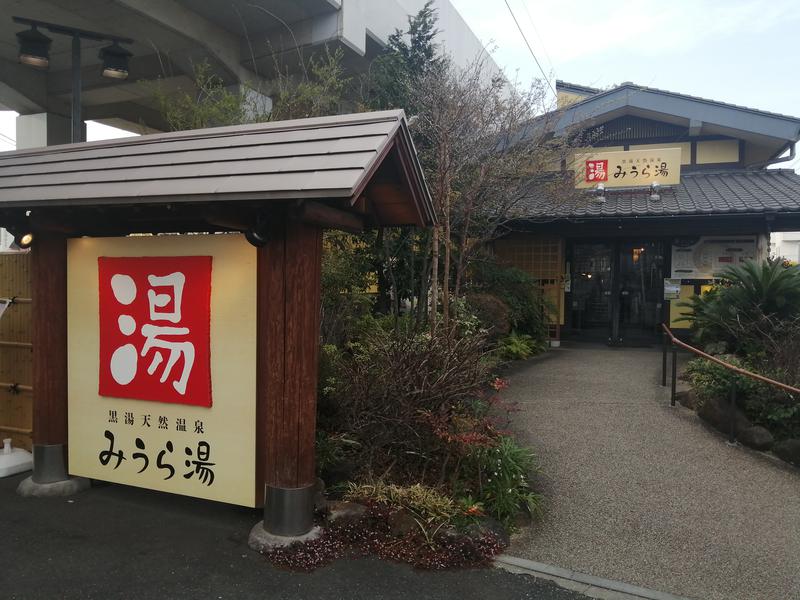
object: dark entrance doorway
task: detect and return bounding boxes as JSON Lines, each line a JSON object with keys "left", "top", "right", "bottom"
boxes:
{"left": 567, "top": 240, "right": 666, "bottom": 345}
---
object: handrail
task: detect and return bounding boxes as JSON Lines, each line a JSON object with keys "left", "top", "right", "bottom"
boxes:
{"left": 661, "top": 323, "right": 799, "bottom": 444}
{"left": 661, "top": 324, "right": 800, "bottom": 396}
{"left": 0, "top": 424, "right": 32, "bottom": 435}
{"left": 0, "top": 382, "right": 33, "bottom": 393}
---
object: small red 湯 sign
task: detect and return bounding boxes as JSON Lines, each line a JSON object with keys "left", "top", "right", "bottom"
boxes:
{"left": 585, "top": 159, "right": 608, "bottom": 182}
{"left": 98, "top": 256, "right": 213, "bottom": 407}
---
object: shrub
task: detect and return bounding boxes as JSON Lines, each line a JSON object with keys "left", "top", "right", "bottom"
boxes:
{"left": 496, "top": 331, "right": 545, "bottom": 361}
{"left": 344, "top": 481, "right": 458, "bottom": 524}
{"left": 321, "top": 232, "right": 375, "bottom": 347}
{"left": 681, "top": 260, "right": 800, "bottom": 354}
{"left": 326, "top": 320, "right": 493, "bottom": 481}
{"left": 465, "top": 293, "right": 511, "bottom": 340}
{"left": 459, "top": 435, "right": 542, "bottom": 529}
{"left": 470, "top": 260, "right": 550, "bottom": 341}
{"left": 687, "top": 357, "right": 800, "bottom": 440}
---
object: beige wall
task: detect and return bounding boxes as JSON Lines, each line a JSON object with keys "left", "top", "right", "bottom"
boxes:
{"left": 629, "top": 142, "right": 692, "bottom": 165}
{"left": 696, "top": 139, "right": 739, "bottom": 164}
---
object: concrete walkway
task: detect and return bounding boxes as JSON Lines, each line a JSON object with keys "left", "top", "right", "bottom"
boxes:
{"left": 504, "top": 343, "right": 800, "bottom": 600}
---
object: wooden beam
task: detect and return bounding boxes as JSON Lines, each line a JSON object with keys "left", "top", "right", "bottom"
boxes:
{"left": 291, "top": 201, "right": 364, "bottom": 233}
{"left": 31, "top": 233, "right": 68, "bottom": 447}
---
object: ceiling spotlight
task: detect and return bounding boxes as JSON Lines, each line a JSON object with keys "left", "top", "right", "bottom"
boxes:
{"left": 99, "top": 42, "right": 132, "bottom": 79}
{"left": 14, "top": 232, "right": 34, "bottom": 249}
{"left": 16, "top": 25, "right": 52, "bottom": 69}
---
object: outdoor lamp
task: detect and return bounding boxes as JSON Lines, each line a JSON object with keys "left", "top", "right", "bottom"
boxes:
{"left": 13, "top": 232, "right": 34, "bottom": 249}
{"left": 650, "top": 181, "right": 661, "bottom": 202}
{"left": 245, "top": 214, "right": 270, "bottom": 248}
{"left": 99, "top": 42, "right": 132, "bottom": 79}
{"left": 594, "top": 183, "right": 606, "bottom": 203}
{"left": 16, "top": 25, "right": 52, "bottom": 69}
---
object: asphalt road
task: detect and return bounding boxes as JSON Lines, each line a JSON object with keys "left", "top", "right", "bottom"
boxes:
{"left": 504, "top": 343, "right": 800, "bottom": 600}
{"left": 0, "top": 472, "right": 586, "bottom": 600}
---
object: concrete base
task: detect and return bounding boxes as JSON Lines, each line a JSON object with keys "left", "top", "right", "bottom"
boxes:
{"left": 248, "top": 521, "right": 322, "bottom": 553}
{"left": 16, "top": 475, "right": 91, "bottom": 498}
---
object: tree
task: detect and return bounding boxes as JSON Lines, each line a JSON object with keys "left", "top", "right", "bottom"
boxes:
{"left": 412, "top": 58, "right": 579, "bottom": 328}
{"left": 152, "top": 47, "right": 351, "bottom": 131}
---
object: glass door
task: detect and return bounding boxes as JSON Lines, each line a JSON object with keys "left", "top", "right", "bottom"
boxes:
{"left": 616, "top": 241, "right": 666, "bottom": 342}
{"left": 569, "top": 243, "right": 613, "bottom": 334}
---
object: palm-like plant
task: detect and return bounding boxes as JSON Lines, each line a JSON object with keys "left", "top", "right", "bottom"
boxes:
{"left": 680, "top": 260, "right": 800, "bottom": 353}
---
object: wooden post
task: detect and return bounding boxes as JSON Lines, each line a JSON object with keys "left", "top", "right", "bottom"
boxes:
{"left": 31, "top": 232, "right": 70, "bottom": 483}
{"left": 256, "top": 214, "right": 322, "bottom": 536}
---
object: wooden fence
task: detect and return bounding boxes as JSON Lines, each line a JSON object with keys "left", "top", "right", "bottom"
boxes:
{"left": 0, "top": 252, "right": 33, "bottom": 450}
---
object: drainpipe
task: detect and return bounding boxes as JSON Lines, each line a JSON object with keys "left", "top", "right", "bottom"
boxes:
{"left": 746, "top": 141, "right": 795, "bottom": 169}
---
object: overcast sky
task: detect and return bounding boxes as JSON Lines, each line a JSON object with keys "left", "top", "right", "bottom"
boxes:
{"left": 2, "top": 0, "right": 799, "bottom": 169}
{"left": 451, "top": 0, "right": 800, "bottom": 113}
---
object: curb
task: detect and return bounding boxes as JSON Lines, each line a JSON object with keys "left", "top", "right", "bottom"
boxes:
{"left": 494, "top": 555, "right": 692, "bottom": 600}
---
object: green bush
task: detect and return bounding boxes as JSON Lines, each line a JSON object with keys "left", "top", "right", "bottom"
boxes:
{"left": 460, "top": 436, "right": 542, "bottom": 529}
{"left": 496, "top": 331, "right": 545, "bottom": 361}
{"left": 687, "top": 357, "right": 800, "bottom": 440}
{"left": 470, "top": 260, "right": 550, "bottom": 341}
{"left": 680, "top": 260, "right": 800, "bottom": 354}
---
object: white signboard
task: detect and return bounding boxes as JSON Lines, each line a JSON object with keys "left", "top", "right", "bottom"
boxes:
{"left": 671, "top": 236, "right": 757, "bottom": 279}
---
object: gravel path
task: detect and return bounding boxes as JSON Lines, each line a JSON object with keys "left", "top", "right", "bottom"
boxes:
{"left": 504, "top": 343, "right": 800, "bottom": 600}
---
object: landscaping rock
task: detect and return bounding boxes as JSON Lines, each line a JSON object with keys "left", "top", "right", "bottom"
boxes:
{"left": 327, "top": 500, "right": 368, "bottom": 523}
{"left": 737, "top": 426, "right": 774, "bottom": 451}
{"left": 773, "top": 439, "right": 800, "bottom": 466}
{"left": 464, "top": 516, "right": 510, "bottom": 547}
{"left": 675, "top": 389, "right": 699, "bottom": 410}
{"left": 321, "top": 460, "right": 357, "bottom": 487}
{"left": 387, "top": 509, "right": 419, "bottom": 537}
{"left": 697, "top": 394, "right": 751, "bottom": 436}
{"left": 704, "top": 341, "right": 728, "bottom": 355}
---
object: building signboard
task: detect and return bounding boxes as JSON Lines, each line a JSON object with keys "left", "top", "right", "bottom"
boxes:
{"left": 67, "top": 234, "right": 257, "bottom": 507}
{"left": 671, "top": 236, "right": 757, "bottom": 279}
{"left": 574, "top": 147, "right": 682, "bottom": 189}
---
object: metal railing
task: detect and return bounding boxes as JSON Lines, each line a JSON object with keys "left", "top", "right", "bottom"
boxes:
{"left": 661, "top": 323, "right": 800, "bottom": 444}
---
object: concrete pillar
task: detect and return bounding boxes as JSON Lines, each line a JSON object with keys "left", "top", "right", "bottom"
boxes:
{"left": 16, "top": 113, "right": 83, "bottom": 150}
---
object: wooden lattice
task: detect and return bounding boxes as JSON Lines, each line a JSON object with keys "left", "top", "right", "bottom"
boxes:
{"left": 0, "top": 252, "right": 33, "bottom": 450}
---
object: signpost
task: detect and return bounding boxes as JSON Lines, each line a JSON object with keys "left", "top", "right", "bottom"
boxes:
{"left": 0, "top": 110, "right": 434, "bottom": 539}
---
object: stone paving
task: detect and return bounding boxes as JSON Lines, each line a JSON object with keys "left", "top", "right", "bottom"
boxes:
{"left": 504, "top": 343, "right": 800, "bottom": 600}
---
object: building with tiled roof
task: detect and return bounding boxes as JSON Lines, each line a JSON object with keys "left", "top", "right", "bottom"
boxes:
{"left": 495, "top": 81, "right": 800, "bottom": 345}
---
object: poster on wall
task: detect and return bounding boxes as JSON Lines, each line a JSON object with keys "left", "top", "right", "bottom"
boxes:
{"left": 671, "top": 236, "right": 757, "bottom": 279}
{"left": 67, "top": 234, "right": 257, "bottom": 507}
{"left": 663, "top": 279, "right": 682, "bottom": 300}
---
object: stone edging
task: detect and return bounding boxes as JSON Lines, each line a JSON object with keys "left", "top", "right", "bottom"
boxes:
{"left": 494, "top": 554, "right": 693, "bottom": 600}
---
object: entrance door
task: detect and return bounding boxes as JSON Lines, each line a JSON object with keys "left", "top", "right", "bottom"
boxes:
{"left": 569, "top": 243, "right": 613, "bottom": 338}
{"left": 615, "top": 241, "right": 666, "bottom": 344}
{"left": 568, "top": 240, "right": 666, "bottom": 344}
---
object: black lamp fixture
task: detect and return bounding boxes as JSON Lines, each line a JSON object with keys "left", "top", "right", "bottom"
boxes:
{"left": 14, "top": 231, "right": 34, "bottom": 250}
{"left": 245, "top": 213, "right": 271, "bottom": 248}
{"left": 13, "top": 16, "right": 134, "bottom": 143}
{"left": 16, "top": 25, "right": 52, "bottom": 69}
{"left": 99, "top": 41, "right": 132, "bottom": 80}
